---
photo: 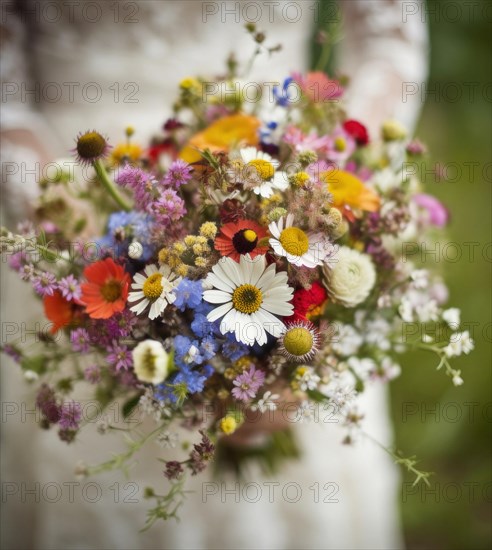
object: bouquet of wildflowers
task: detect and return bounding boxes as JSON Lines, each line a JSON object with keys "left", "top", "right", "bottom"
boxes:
{"left": 1, "top": 31, "right": 474, "bottom": 527}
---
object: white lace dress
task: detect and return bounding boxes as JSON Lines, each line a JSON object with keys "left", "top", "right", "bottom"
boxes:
{"left": 0, "top": 1, "right": 428, "bottom": 548}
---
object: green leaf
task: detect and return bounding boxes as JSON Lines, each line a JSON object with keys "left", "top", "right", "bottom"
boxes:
{"left": 122, "top": 395, "right": 141, "bottom": 419}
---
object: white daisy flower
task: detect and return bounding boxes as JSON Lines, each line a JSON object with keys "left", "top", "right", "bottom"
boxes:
{"left": 269, "top": 214, "right": 332, "bottom": 268}
{"left": 128, "top": 264, "right": 181, "bottom": 320}
{"left": 203, "top": 254, "right": 294, "bottom": 346}
{"left": 239, "top": 146, "right": 289, "bottom": 198}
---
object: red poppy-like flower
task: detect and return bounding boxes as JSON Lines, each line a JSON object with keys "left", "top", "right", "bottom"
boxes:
{"left": 343, "top": 120, "right": 369, "bottom": 146}
{"left": 44, "top": 290, "right": 76, "bottom": 333}
{"left": 214, "top": 219, "right": 269, "bottom": 262}
{"left": 80, "top": 258, "right": 130, "bottom": 319}
{"left": 287, "top": 281, "right": 328, "bottom": 322}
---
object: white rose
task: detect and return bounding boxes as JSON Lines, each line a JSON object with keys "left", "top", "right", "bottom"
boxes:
{"left": 132, "top": 339, "right": 170, "bottom": 385}
{"left": 323, "top": 246, "right": 376, "bottom": 308}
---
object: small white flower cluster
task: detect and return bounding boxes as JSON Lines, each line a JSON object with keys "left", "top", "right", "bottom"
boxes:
{"left": 296, "top": 367, "right": 320, "bottom": 392}
{"left": 139, "top": 387, "right": 171, "bottom": 422}
{"left": 156, "top": 430, "right": 179, "bottom": 449}
{"left": 444, "top": 331, "right": 475, "bottom": 358}
{"left": 251, "top": 391, "right": 279, "bottom": 413}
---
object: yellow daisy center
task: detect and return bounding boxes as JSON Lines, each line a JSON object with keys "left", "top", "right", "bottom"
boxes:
{"left": 284, "top": 328, "right": 314, "bottom": 356}
{"left": 334, "top": 137, "right": 346, "bottom": 152}
{"left": 292, "top": 171, "right": 310, "bottom": 187}
{"left": 100, "top": 279, "right": 122, "bottom": 302}
{"left": 232, "top": 284, "right": 263, "bottom": 314}
{"left": 143, "top": 273, "right": 164, "bottom": 301}
{"left": 247, "top": 159, "right": 275, "bottom": 181}
{"left": 279, "top": 227, "right": 309, "bottom": 256}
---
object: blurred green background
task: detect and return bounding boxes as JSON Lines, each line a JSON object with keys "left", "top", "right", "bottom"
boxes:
{"left": 316, "top": 1, "right": 492, "bottom": 548}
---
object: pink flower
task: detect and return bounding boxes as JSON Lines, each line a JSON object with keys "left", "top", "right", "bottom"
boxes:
{"left": 292, "top": 71, "right": 344, "bottom": 102}
{"left": 231, "top": 366, "right": 265, "bottom": 402}
{"left": 413, "top": 193, "right": 449, "bottom": 227}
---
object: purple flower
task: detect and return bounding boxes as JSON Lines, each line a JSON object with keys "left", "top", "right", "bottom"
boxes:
{"left": 59, "top": 401, "right": 82, "bottom": 430}
{"left": 106, "top": 342, "right": 132, "bottom": 371}
{"left": 413, "top": 193, "right": 449, "bottom": 227}
{"left": 84, "top": 365, "right": 101, "bottom": 384}
{"left": 104, "top": 310, "right": 138, "bottom": 339}
{"left": 115, "top": 165, "right": 156, "bottom": 209}
{"left": 231, "top": 366, "right": 265, "bottom": 401}
{"left": 7, "top": 251, "right": 27, "bottom": 272}
{"left": 58, "top": 274, "right": 82, "bottom": 301}
{"left": 20, "top": 264, "right": 35, "bottom": 281}
{"left": 162, "top": 160, "right": 193, "bottom": 189}
{"left": 70, "top": 328, "right": 91, "bottom": 353}
{"left": 151, "top": 189, "right": 186, "bottom": 225}
{"left": 3, "top": 345, "right": 22, "bottom": 363}
{"left": 32, "top": 271, "right": 57, "bottom": 297}
{"left": 163, "top": 461, "right": 184, "bottom": 480}
{"left": 36, "top": 384, "right": 60, "bottom": 423}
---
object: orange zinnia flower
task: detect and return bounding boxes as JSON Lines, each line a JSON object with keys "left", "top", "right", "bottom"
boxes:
{"left": 214, "top": 219, "right": 268, "bottom": 262}
{"left": 180, "top": 114, "right": 260, "bottom": 164}
{"left": 44, "top": 290, "right": 76, "bottom": 334}
{"left": 321, "top": 169, "right": 380, "bottom": 214}
{"left": 80, "top": 257, "right": 130, "bottom": 319}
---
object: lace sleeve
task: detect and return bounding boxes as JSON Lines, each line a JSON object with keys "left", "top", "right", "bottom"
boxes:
{"left": 336, "top": 0, "right": 429, "bottom": 136}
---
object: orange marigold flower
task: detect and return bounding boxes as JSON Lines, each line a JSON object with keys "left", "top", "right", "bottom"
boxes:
{"left": 321, "top": 169, "right": 380, "bottom": 213}
{"left": 44, "top": 290, "right": 76, "bottom": 334}
{"left": 80, "top": 258, "right": 130, "bottom": 319}
{"left": 215, "top": 219, "right": 268, "bottom": 262}
{"left": 180, "top": 114, "right": 260, "bottom": 163}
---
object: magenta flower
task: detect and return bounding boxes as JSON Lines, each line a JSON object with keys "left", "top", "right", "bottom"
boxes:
{"left": 413, "top": 193, "right": 449, "bottom": 227}
{"left": 231, "top": 366, "right": 265, "bottom": 401}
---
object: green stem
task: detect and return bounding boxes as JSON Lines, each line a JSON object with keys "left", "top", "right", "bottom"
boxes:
{"left": 93, "top": 159, "right": 132, "bottom": 211}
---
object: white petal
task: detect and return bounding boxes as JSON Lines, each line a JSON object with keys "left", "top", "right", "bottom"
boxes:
{"left": 270, "top": 239, "right": 287, "bottom": 257}
{"left": 247, "top": 312, "right": 268, "bottom": 345}
{"left": 207, "top": 271, "right": 234, "bottom": 292}
{"left": 257, "top": 308, "right": 286, "bottom": 337}
{"left": 256, "top": 264, "right": 277, "bottom": 289}
{"left": 144, "top": 264, "right": 158, "bottom": 276}
{"left": 127, "top": 290, "right": 145, "bottom": 302}
{"left": 133, "top": 273, "right": 147, "bottom": 284}
{"left": 203, "top": 289, "right": 231, "bottom": 304}
{"left": 268, "top": 221, "right": 281, "bottom": 239}
{"left": 273, "top": 171, "right": 289, "bottom": 190}
{"left": 207, "top": 302, "right": 233, "bottom": 323}
{"left": 217, "top": 257, "right": 242, "bottom": 286}
{"left": 220, "top": 308, "right": 238, "bottom": 335}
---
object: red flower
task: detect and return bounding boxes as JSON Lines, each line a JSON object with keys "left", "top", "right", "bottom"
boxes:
{"left": 80, "top": 258, "right": 130, "bottom": 319}
{"left": 214, "top": 219, "right": 269, "bottom": 262}
{"left": 343, "top": 120, "right": 369, "bottom": 146}
{"left": 44, "top": 291, "right": 76, "bottom": 333}
{"left": 287, "top": 281, "right": 328, "bottom": 322}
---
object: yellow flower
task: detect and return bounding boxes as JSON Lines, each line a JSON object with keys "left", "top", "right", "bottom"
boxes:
{"left": 110, "top": 142, "right": 143, "bottom": 166}
{"left": 180, "top": 114, "right": 261, "bottom": 164}
{"left": 219, "top": 416, "right": 237, "bottom": 435}
{"left": 180, "top": 77, "right": 201, "bottom": 93}
{"left": 199, "top": 222, "right": 218, "bottom": 239}
{"left": 382, "top": 119, "right": 407, "bottom": 141}
{"left": 321, "top": 169, "right": 380, "bottom": 213}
